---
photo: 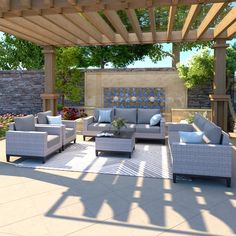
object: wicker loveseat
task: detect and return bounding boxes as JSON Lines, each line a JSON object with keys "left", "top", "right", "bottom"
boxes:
{"left": 83, "top": 108, "right": 165, "bottom": 142}
{"left": 168, "top": 114, "right": 232, "bottom": 187}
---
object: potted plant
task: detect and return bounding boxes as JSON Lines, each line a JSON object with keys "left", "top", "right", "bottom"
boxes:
{"left": 112, "top": 117, "right": 126, "bottom": 135}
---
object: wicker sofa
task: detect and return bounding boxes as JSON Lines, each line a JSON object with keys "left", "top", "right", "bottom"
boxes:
{"left": 83, "top": 108, "right": 165, "bottom": 141}
{"left": 168, "top": 114, "right": 232, "bottom": 187}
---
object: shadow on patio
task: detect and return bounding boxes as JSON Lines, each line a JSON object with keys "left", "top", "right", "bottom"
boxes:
{"left": 0, "top": 139, "right": 236, "bottom": 236}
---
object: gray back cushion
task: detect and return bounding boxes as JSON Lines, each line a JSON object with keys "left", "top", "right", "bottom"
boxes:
{"left": 14, "top": 115, "right": 35, "bottom": 131}
{"left": 94, "top": 108, "right": 114, "bottom": 122}
{"left": 193, "top": 114, "right": 206, "bottom": 131}
{"left": 115, "top": 108, "right": 137, "bottom": 123}
{"left": 138, "top": 108, "right": 160, "bottom": 124}
{"left": 203, "top": 122, "right": 222, "bottom": 144}
{"left": 37, "top": 111, "right": 52, "bottom": 124}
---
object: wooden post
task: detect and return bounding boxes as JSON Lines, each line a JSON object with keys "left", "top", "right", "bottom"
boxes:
{"left": 41, "top": 46, "right": 58, "bottom": 115}
{"left": 210, "top": 39, "right": 229, "bottom": 131}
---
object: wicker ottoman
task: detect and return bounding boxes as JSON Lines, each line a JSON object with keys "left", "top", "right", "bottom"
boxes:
{"left": 95, "top": 131, "right": 135, "bottom": 158}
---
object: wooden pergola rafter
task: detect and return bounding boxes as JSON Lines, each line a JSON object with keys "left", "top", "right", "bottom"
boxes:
{"left": 0, "top": 0, "right": 235, "bottom": 47}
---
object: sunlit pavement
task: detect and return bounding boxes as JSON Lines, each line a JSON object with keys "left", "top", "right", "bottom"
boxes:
{"left": 0, "top": 134, "right": 236, "bottom": 236}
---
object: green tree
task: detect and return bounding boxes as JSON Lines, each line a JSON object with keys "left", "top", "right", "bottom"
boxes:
{"left": 177, "top": 44, "right": 236, "bottom": 89}
{"left": 56, "top": 47, "right": 88, "bottom": 106}
{"left": 82, "top": 44, "right": 169, "bottom": 68}
{"left": 177, "top": 49, "right": 214, "bottom": 88}
{"left": 0, "top": 34, "right": 43, "bottom": 70}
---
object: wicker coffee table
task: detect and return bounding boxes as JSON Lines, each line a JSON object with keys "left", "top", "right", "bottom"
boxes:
{"left": 95, "top": 131, "right": 135, "bottom": 158}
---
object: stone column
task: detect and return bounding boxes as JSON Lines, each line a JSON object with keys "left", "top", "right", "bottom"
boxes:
{"left": 40, "top": 46, "right": 58, "bottom": 115}
{"left": 210, "top": 39, "right": 229, "bottom": 131}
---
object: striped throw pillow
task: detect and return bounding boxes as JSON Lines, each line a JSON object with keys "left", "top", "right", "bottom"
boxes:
{"left": 98, "top": 109, "right": 112, "bottom": 123}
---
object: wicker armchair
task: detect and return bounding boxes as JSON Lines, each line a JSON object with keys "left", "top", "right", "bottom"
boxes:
{"left": 36, "top": 111, "right": 77, "bottom": 150}
{"left": 6, "top": 115, "right": 62, "bottom": 163}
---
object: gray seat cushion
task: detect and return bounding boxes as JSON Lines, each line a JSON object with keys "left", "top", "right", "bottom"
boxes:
{"left": 168, "top": 131, "right": 180, "bottom": 145}
{"left": 37, "top": 111, "right": 52, "bottom": 124}
{"left": 47, "top": 135, "right": 60, "bottom": 148}
{"left": 65, "top": 128, "right": 75, "bottom": 139}
{"left": 14, "top": 115, "right": 35, "bottom": 131}
{"left": 94, "top": 108, "right": 114, "bottom": 122}
{"left": 137, "top": 108, "right": 160, "bottom": 124}
{"left": 88, "top": 123, "right": 112, "bottom": 131}
{"left": 120, "top": 123, "right": 136, "bottom": 132}
{"left": 115, "top": 108, "right": 137, "bottom": 123}
{"left": 136, "top": 124, "right": 160, "bottom": 133}
{"left": 203, "top": 122, "right": 222, "bottom": 144}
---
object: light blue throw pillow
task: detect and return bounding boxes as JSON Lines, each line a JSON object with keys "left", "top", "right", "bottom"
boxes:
{"left": 150, "top": 114, "right": 161, "bottom": 126}
{"left": 47, "top": 115, "right": 62, "bottom": 125}
{"left": 179, "top": 131, "right": 204, "bottom": 144}
{"left": 98, "top": 109, "right": 112, "bottom": 123}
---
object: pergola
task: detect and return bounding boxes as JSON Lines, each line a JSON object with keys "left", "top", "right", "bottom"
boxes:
{"left": 0, "top": 0, "right": 235, "bottom": 130}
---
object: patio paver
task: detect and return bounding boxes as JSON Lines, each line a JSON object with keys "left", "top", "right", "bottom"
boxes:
{"left": 0, "top": 134, "right": 236, "bottom": 236}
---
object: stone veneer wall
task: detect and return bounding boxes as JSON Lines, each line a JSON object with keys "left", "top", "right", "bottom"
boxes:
{"left": 188, "top": 83, "right": 212, "bottom": 108}
{"left": 84, "top": 68, "right": 188, "bottom": 121}
{"left": 0, "top": 70, "right": 44, "bottom": 115}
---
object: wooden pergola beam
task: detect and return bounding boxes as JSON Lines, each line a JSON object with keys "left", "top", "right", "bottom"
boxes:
{"left": 182, "top": 4, "right": 200, "bottom": 39}
{"left": 83, "top": 12, "right": 115, "bottom": 42}
{"left": 20, "top": 0, "right": 32, "bottom": 9}
{"left": 44, "top": 14, "right": 90, "bottom": 44}
{"left": 214, "top": 6, "right": 236, "bottom": 38}
{"left": 0, "top": 18, "right": 59, "bottom": 45}
{"left": 0, "top": 25, "right": 47, "bottom": 45}
{"left": 1, "top": 0, "right": 233, "bottom": 14}
{"left": 0, "top": 0, "right": 10, "bottom": 11}
{"left": 104, "top": 10, "right": 129, "bottom": 43}
{"left": 167, "top": 3, "right": 177, "bottom": 40}
{"left": 63, "top": 13, "right": 103, "bottom": 44}
{"left": 197, "top": 2, "right": 227, "bottom": 39}
{"left": 126, "top": 9, "right": 142, "bottom": 43}
{"left": 148, "top": 7, "right": 156, "bottom": 42}
{"left": 7, "top": 17, "right": 72, "bottom": 45}
{"left": 91, "top": 29, "right": 219, "bottom": 45}
{"left": 25, "top": 15, "right": 83, "bottom": 45}
{"left": 226, "top": 22, "right": 236, "bottom": 38}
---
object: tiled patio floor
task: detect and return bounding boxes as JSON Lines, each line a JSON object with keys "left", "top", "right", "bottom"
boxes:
{"left": 0, "top": 135, "right": 236, "bottom": 236}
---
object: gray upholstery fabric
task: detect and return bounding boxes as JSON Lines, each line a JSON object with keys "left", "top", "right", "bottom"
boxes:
{"left": 193, "top": 114, "right": 206, "bottom": 131}
{"left": 115, "top": 108, "right": 137, "bottom": 123}
{"left": 47, "top": 135, "right": 60, "bottom": 148}
{"left": 120, "top": 123, "right": 136, "bottom": 132}
{"left": 94, "top": 108, "right": 114, "bottom": 122}
{"left": 203, "top": 122, "right": 222, "bottom": 144}
{"left": 137, "top": 109, "right": 160, "bottom": 124}
{"left": 14, "top": 115, "right": 35, "bottom": 131}
{"left": 88, "top": 123, "right": 112, "bottom": 131}
{"left": 37, "top": 111, "right": 52, "bottom": 124}
{"left": 136, "top": 124, "right": 160, "bottom": 133}
{"left": 65, "top": 128, "right": 75, "bottom": 139}
{"left": 193, "top": 115, "right": 200, "bottom": 128}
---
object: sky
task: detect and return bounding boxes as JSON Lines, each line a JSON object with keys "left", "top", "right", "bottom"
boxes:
{"left": 126, "top": 38, "right": 236, "bottom": 68}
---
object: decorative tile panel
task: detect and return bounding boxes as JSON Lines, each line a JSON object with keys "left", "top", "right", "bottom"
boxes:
{"left": 104, "top": 87, "right": 165, "bottom": 112}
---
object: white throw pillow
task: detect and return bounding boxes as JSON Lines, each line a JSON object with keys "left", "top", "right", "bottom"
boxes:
{"left": 179, "top": 131, "right": 204, "bottom": 144}
{"left": 47, "top": 115, "right": 62, "bottom": 125}
{"left": 150, "top": 114, "right": 161, "bottom": 126}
